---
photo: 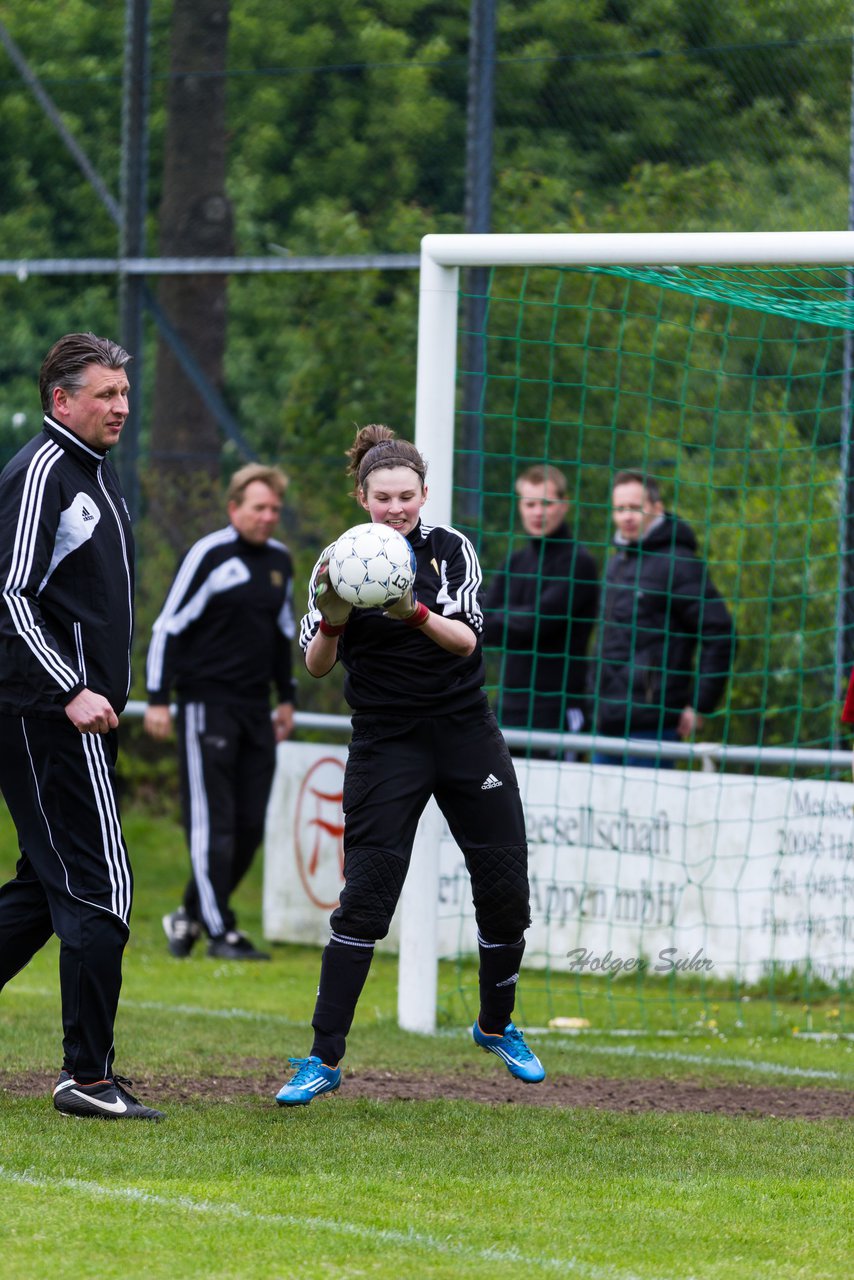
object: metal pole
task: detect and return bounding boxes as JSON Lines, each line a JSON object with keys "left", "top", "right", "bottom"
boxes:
{"left": 118, "top": 0, "right": 150, "bottom": 524}
{"left": 835, "top": 25, "right": 854, "bottom": 744}
{"left": 460, "top": 0, "right": 496, "bottom": 535}
{"left": 400, "top": 243, "right": 460, "bottom": 1030}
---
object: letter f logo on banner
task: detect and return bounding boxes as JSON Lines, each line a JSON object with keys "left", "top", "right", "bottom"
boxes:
{"left": 295, "top": 756, "right": 346, "bottom": 909}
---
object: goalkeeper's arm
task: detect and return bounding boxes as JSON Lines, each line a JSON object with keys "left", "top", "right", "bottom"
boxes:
{"left": 305, "top": 560, "right": 352, "bottom": 678}
{"left": 385, "top": 587, "right": 476, "bottom": 657}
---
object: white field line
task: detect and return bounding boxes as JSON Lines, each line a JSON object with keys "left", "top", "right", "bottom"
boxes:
{"left": 0, "top": 1165, "right": 675, "bottom": 1280}
{"left": 9, "top": 987, "right": 303, "bottom": 1025}
{"left": 530, "top": 1037, "right": 853, "bottom": 1082}
{"left": 9, "top": 987, "right": 852, "bottom": 1082}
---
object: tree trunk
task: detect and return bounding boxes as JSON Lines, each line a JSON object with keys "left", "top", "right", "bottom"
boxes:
{"left": 148, "top": 0, "right": 232, "bottom": 546}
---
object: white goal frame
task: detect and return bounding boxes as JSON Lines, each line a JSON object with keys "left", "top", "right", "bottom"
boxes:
{"left": 397, "top": 229, "right": 854, "bottom": 1035}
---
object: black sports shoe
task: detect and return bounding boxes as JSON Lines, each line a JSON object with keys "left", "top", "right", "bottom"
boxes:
{"left": 162, "top": 906, "right": 201, "bottom": 958}
{"left": 53, "top": 1071, "right": 164, "bottom": 1121}
{"left": 207, "top": 930, "right": 270, "bottom": 961}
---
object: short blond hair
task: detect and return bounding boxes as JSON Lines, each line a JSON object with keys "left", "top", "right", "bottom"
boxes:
{"left": 515, "top": 464, "right": 567, "bottom": 498}
{"left": 227, "top": 463, "right": 289, "bottom": 505}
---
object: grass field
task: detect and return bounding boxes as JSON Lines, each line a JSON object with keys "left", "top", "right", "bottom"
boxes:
{"left": 1, "top": 802, "right": 852, "bottom": 1280}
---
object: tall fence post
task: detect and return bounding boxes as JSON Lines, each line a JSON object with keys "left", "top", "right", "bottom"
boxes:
{"left": 118, "top": 0, "right": 151, "bottom": 525}
{"left": 459, "top": 0, "right": 496, "bottom": 536}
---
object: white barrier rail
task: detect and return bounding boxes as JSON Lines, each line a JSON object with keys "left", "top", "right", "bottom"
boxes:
{"left": 123, "top": 702, "right": 853, "bottom": 769}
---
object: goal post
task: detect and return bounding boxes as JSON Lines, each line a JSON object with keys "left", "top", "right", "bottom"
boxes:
{"left": 400, "top": 230, "right": 854, "bottom": 1037}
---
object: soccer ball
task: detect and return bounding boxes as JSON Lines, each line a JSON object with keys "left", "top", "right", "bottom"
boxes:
{"left": 327, "top": 523, "right": 416, "bottom": 608}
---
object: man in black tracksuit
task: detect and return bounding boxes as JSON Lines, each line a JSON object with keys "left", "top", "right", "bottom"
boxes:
{"left": 144, "top": 464, "right": 296, "bottom": 960}
{"left": 483, "top": 465, "right": 598, "bottom": 756}
{"left": 0, "top": 332, "right": 162, "bottom": 1120}
{"left": 593, "top": 470, "right": 735, "bottom": 766}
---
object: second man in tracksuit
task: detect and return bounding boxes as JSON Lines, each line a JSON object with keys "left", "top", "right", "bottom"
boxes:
{"left": 144, "top": 464, "right": 296, "bottom": 960}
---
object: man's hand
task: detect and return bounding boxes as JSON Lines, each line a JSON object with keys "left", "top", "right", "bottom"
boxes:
{"left": 65, "top": 688, "right": 119, "bottom": 734}
{"left": 273, "top": 702, "right": 294, "bottom": 743}
{"left": 678, "top": 705, "right": 704, "bottom": 739}
{"left": 315, "top": 560, "right": 352, "bottom": 628}
{"left": 143, "top": 705, "right": 174, "bottom": 741}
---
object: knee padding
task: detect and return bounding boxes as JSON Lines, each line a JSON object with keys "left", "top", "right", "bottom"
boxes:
{"left": 330, "top": 846, "right": 408, "bottom": 941}
{"left": 468, "top": 843, "right": 531, "bottom": 943}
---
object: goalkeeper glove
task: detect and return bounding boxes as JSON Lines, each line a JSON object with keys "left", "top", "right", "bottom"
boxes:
{"left": 315, "top": 561, "right": 352, "bottom": 633}
{"left": 385, "top": 587, "right": 429, "bottom": 627}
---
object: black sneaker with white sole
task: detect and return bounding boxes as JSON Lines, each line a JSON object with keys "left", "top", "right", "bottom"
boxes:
{"left": 207, "top": 930, "right": 270, "bottom": 960}
{"left": 53, "top": 1071, "right": 165, "bottom": 1121}
{"left": 162, "top": 906, "right": 201, "bottom": 958}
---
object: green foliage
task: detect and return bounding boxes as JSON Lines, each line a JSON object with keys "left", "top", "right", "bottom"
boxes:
{"left": 116, "top": 718, "right": 181, "bottom": 815}
{"left": 1, "top": 0, "right": 853, "bottom": 731}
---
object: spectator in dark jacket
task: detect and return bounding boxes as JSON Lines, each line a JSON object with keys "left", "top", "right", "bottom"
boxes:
{"left": 593, "top": 470, "right": 735, "bottom": 767}
{"left": 483, "top": 465, "right": 599, "bottom": 758}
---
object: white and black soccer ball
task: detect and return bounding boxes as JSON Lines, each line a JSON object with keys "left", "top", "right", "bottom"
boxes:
{"left": 327, "top": 523, "right": 416, "bottom": 608}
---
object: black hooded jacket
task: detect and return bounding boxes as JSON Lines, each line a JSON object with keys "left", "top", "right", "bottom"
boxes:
{"left": 483, "top": 523, "right": 599, "bottom": 730}
{"left": 594, "top": 513, "right": 735, "bottom": 736}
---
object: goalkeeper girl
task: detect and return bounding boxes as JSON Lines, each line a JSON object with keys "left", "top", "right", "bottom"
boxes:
{"left": 275, "top": 423, "right": 545, "bottom": 1106}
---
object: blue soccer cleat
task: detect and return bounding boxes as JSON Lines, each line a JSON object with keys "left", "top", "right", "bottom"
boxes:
{"left": 472, "top": 1020, "right": 546, "bottom": 1083}
{"left": 275, "top": 1056, "right": 341, "bottom": 1106}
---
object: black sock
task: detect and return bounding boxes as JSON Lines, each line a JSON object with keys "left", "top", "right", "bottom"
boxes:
{"left": 310, "top": 935, "right": 375, "bottom": 1067}
{"left": 477, "top": 932, "right": 526, "bottom": 1034}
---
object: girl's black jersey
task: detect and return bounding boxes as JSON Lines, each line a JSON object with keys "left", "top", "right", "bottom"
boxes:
{"left": 300, "top": 520, "right": 485, "bottom": 715}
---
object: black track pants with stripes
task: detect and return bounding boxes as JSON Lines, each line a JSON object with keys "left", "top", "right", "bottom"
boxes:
{"left": 0, "top": 715, "right": 132, "bottom": 1082}
{"left": 177, "top": 701, "right": 277, "bottom": 938}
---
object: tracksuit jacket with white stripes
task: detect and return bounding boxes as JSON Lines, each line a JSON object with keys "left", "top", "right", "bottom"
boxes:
{"left": 145, "top": 526, "right": 296, "bottom": 708}
{"left": 0, "top": 414, "right": 134, "bottom": 719}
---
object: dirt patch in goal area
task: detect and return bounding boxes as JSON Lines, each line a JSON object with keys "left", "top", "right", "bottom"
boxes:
{"left": 3, "top": 1068, "right": 851, "bottom": 1120}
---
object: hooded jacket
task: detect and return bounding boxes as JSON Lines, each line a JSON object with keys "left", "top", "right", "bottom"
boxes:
{"left": 0, "top": 415, "right": 134, "bottom": 718}
{"left": 594, "top": 513, "right": 735, "bottom": 736}
{"left": 483, "top": 523, "right": 599, "bottom": 730}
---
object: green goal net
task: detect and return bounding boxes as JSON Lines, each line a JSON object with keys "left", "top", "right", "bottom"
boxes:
{"left": 428, "top": 256, "right": 854, "bottom": 1038}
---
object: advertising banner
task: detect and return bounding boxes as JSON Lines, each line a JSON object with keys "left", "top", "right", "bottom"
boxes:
{"left": 263, "top": 742, "right": 854, "bottom": 981}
